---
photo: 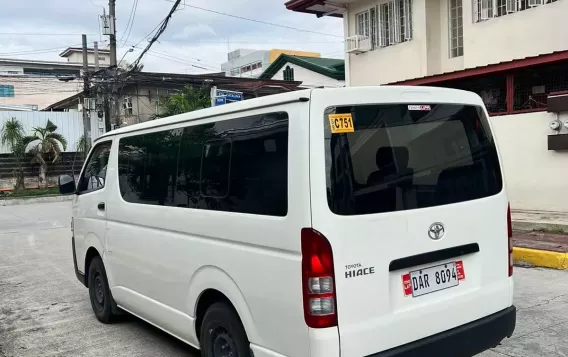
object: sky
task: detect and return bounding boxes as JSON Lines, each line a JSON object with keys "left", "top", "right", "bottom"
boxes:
{"left": 0, "top": 0, "right": 344, "bottom": 74}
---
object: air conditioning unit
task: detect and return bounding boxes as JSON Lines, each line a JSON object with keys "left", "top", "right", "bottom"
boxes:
{"left": 345, "top": 35, "right": 372, "bottom": 54}
{"left": 123, "top": 97, "right": 133, "bottom": 110}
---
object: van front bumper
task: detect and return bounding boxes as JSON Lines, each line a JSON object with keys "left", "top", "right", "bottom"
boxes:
{"left": 367, "top": 306, "right": 516, "bottom": 357}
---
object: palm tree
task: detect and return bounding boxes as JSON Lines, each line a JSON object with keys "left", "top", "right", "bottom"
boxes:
{"left": 155, "top": 85, "right": 210, "bottom": 118}
{"left": 24, "top": 120, "right": 68, "bottom": 189}
{"left": 0, "top": 117, "right": 26, "bottom": 191}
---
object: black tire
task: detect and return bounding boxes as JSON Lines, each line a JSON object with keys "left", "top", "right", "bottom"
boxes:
{"left": 200, "top": 302, "right": 251, "bottom": 357}
{"left": 88, "top": 256, "right": 118, "bottom": 323}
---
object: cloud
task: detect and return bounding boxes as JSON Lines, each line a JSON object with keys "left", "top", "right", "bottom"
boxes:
{"left": 0, "top": 0, "right": 344, "bottom": 74}
{"left": 171, "top": 24, "right": 217, "bottom": 40}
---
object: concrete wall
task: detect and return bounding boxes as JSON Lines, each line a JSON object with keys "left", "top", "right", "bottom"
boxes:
{"left": 0, "top": 76, "right": 82, "bottom": 110}
{"left": 0, "top": 111, "right": 101, "bottom": 154}
{"left": 65, "top": 52, "right": 110, "bottom": 66}
{"left": 491, "top": 111, "right": 568, "bottom": 212}
{"left": 270, "top": 62, "right": 345, "bottom": 88}
{"left": 462, "top": 0, "right": 568, "bottom": 69}
{"left": 347, "top": 0, "right": 428, "bottom": 85}
{"left": 346, "top": 0, "right": 567, "bottom": 85}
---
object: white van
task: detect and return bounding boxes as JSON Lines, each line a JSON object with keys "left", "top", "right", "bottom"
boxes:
{"left": 59, "top": 86, "right": 516, "bottom": 357}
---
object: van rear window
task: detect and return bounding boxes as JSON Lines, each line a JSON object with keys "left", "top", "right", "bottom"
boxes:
{"left": 324, "top": 104, "right": 503, "bottom": 215}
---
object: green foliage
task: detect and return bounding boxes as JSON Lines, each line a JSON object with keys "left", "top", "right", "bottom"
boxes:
{"left": 155, "top": 85, "right": 210, "bottom": 119}
{"left": 23, "top": 119, "right": 67, "bottom": 189}
{"left": 76, "top": 135, "right": 87, "bottom": 154}
{"left": 1, "top": 118, "right": 26, "bottom": 190}
{"left": 24, "top": 119, "right": 68, "bottom": 164}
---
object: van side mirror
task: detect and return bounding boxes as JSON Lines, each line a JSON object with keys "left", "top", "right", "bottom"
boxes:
{"left": 58, "top": 174, "right": 76, "bottom": 195}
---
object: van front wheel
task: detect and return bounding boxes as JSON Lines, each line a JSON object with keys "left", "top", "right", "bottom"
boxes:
{"left": 200, "top": 302, "right": 250, "bottom": 357}
{"left": 88, "top": 256, "right": 118, "bottom": 323}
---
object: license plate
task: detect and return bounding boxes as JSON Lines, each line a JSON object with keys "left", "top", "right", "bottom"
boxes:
{"left": 402, "top": 261, "right": 465, "bottom": 297}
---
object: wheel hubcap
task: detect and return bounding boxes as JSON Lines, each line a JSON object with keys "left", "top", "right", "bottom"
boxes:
{"left": 93, "top": 272, "right": 105, "bottom": 307}
{"left": 212, "top": 329, "right": 237, "bottom": 357}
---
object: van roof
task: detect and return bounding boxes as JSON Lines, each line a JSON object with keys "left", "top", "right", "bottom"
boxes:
{"left": 95, "top": 86, "right": 481, "bottom": 142}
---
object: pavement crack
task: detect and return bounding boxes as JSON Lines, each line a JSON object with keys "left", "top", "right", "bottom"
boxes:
{"left": 489, "top": 350, "right": 518, "bottom": 357}
{"left": 518, "top": 293, "right": 568, "bottom": 310}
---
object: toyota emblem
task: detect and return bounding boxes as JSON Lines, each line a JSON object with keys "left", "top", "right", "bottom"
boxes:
{"left": 428, "top": 222, "right": 445, "bottom": 240}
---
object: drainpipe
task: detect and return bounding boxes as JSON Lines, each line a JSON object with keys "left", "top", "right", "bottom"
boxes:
{"left": 343, "top": 7, "right": 350, "bottom": 87}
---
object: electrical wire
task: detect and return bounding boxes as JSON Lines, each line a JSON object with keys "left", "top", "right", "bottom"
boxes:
{"left": 164, "top": 0, "right": 342, "bottom": 38}
{"left": 0, "top": 33, "right": 98, "bottom": 36}
{"left": 119, "top": 0, "right": 139, "bottom": 47}
{"left": 126, "top": 0, "right": 182, "bottom": 72}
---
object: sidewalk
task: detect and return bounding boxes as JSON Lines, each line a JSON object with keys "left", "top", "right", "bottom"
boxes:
{"left": 512, "top": 210, "right": 568, "bottom": 270}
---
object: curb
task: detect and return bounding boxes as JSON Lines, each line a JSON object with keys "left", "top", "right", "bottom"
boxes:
{"left": 0, "top": 195, "right": 73, "bottom": 206}
{"left": 512, "top": 220, "right": 568, "bottom": 234}
{"left": 513, "top": 247, "right": 568, "bottom": 270}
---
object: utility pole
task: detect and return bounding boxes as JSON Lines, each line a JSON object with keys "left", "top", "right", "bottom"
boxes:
{"left": 81, "top": 34, "right": 91, "bottom": 152}
{"left": 109, "top": 0, "right": 117, "bottom": 67}
{"left": 94, "top": 41, "right": 100, "bottom": 71}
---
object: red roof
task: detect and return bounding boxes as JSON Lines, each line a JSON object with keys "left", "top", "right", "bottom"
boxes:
{"left": 285, "top": 0, "right": 344, "bottom": 17}
{"left": 388, "top": 50, "right": 568, "bottom": 85}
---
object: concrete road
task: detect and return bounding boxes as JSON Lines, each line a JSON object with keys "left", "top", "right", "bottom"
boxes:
{"left": 1, "top": 202, "right": 567, "bottom": 357}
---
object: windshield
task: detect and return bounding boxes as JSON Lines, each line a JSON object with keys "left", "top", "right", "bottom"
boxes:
{"left": 323, "top": 103, "right": 503, "bottom": 215}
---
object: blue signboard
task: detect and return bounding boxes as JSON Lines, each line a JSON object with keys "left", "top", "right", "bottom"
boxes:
{"left": 216, "top": 89, "right": 243, "bottom": 102}
{"left": 215, "top": 96, "right": 227, "bottom": 106}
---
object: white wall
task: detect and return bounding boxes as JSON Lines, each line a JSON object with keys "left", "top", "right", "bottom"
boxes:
{"left": 270, "top": 62, "right": 345, "bottom": 88}
{"left": 0, "top": 111, "right": 102, "bottom": 153}
{"left": 347, "top": 0, "right": 428, "bottom": 85}
{"left": 0, "top": 76, "right": 82, "bottom": 110}
{"left": 463, "top": 1, "right": 568, "bottom": 69}
{"left": 346, "top": 0, "right": 567, "bottom": 85}
{"left": 66, "top": 52, "right": 110, "bottom": 65}
{"left": 491, "top": 111, "right": 568, "bottom": 212}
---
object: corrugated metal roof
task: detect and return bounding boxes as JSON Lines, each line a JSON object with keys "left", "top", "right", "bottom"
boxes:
{"left": 388, "top": 50, "right": 568, "bottom": 85}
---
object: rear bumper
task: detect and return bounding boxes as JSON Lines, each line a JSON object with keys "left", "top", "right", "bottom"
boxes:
{"left": 367, "top": 306, "right": 516, "bottom": 357}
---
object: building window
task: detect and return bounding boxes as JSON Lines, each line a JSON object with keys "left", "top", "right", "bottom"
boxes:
{"left": 283, "top": 66, "right": 295, "bottom": 81}
{"left": 378, "top": 0, "right": 413, "bottom": 48}
{"left": 356, "top": 10, "right": 371, "bottom": 38}
{"left": 449, "top": 0, "right": 464, "bottom": 58}
{"left": 473, "top": 0, "right": 558, "bottom": 22}
{"left": 513, "top": 62, "right": 568, "bottom": 111}
{"left": 0, "top": 85, "right": 15, "bottom": 97}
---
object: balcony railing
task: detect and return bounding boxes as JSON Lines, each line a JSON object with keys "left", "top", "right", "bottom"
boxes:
{"left": 345, "top": 35, "right": 372, "bottom": 54}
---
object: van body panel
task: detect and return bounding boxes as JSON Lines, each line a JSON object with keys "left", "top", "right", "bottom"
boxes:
{"left": 103, "top": 101, "right": 313, "bottom": 357}
{"left": 69, "top": 87, "right": 514, "bottom": 357}
{"left": 308, "top": 87, "right": 512, "bottom": 357}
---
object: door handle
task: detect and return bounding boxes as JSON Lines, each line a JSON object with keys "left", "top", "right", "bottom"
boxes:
{"left": 97, "top": 202, "right": 105, "bottom": 211}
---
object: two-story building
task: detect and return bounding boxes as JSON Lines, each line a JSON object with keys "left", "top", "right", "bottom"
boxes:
{"left": 287, "top": 0, "right": 568, "bottom": 213}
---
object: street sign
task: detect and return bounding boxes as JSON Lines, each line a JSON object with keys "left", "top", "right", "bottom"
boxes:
{"left": 215, "top": 96, "right": 227, "bottom": 106}
{"left": 216, "top": 89, "right": 243, "bottom": 102}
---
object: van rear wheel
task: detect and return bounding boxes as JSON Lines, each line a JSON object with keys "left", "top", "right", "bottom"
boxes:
{"left": 88, "top": 256, "right": 118, "bottom": 323}
{"left": 200, "top": 302, "right": 250, "bottom": 357}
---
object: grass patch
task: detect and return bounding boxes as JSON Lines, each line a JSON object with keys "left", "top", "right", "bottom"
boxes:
{"left": 0, "top": 188, "right": 60, "bottom": 198}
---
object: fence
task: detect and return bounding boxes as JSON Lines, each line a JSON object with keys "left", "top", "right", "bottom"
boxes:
{"left": 0, "top": 111, "right": 102, "bottom": 154}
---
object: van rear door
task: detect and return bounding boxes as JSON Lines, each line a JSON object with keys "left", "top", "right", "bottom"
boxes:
{"left": 308, "top": 87, "right": 513, "bottom": 357}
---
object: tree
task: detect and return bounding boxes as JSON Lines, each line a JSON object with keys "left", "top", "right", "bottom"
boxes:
{"left": 0, "top": 117, "right": 26, "bottom": 191}
{"left": 24, "top": 120, "right": 68, "bottom": 189}
{"left": 155, "top": 85, "right": 210, "bottom": 119}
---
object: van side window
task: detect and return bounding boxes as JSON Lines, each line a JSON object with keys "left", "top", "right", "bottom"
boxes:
{"left": 118, "top": 129, "right": 182, "bottom": 205}
{"left": 77, "top": 141, "right": 112, "bottom": 194}
{"left": 118, "top": 112, "right": 289, "bottom": 216}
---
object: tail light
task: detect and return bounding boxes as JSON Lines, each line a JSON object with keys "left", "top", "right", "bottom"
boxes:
{"left": 507, "top": 204, "right": 513, "bottom": 277}
{"left": 301, "top": 228, "right": 337, "bottom": 328}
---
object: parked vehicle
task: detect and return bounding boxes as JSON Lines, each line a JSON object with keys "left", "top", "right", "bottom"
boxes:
{"left": 59, "top": 86, "right": 516, "bottom": 357}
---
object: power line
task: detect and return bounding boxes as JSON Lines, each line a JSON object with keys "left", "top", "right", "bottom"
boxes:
{"left": 119, "top": 0, "right": 139, "bottom": 47}
{"left": 0, "top": 33, "right": 98, "bottom": 36}
{"left": 165, "top": 0, "right": 343, "bottom": 38}
{"left": 127, "top": 0, "right": 183, "bottom": 71}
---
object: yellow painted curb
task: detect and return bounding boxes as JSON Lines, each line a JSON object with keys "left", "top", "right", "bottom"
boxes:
{"left": 513, "top": 247, "right": 568, "bottom": 270}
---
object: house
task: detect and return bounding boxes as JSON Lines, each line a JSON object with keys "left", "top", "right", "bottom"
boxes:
{"left": 0, "top": 46, "right": 108, "bottom": 110}
{"left": 59, "top": 47, "right": 110, "bottom": 67}
{"left": 221, "top": 48, "right": 321, "bottom": 78}
{"left": 286, "top": 0, "right": 568, "bottom": 213}
{"left": 259, "top": 54, "right": 345, "bottom": 88}
{"left": 44, "top": 71, "right": 303, "bottom": 128}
